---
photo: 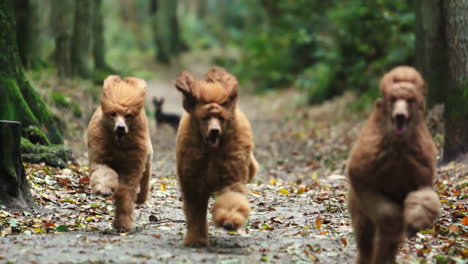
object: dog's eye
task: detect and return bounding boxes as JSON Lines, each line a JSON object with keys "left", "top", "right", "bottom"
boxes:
{"left": 125, "top": 114, "right": 133, "bottom": 119}
{"left": 203, "top": 116, "right": 210, "bottom": 121}
{"left": 408, "top": 98, "right": 415, "bottom": 103}
{"left": 110, "top": 112, "right": 116, "bottom": 118}
{"left": 390, "top": 97, "right": 397, "bottom": 103}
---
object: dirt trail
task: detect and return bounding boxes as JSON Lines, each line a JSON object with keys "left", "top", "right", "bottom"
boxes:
{"left": 3, "top": 53, "right": 463, "bottom": 264}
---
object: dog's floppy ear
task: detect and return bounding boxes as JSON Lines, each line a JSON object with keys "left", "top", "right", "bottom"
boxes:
{"left": 204, "top": 66, "right": 238, "bottom": 102}
{"left": 375, "top": 98, "right": 383, "bottom": 109}
{"left": 175, "top": 71, "right": 198, "bottom": 112}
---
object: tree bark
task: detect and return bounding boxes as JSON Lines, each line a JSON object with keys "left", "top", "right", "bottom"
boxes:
{"left": 0, "top": 121, "right": 35, "bottom": 208}
{"left": 153, "top": 0, "right": 182, "bottom": 64}
{"left": 442, "top": 0, "right": 468, "bottom": 162}
{"left": 92, "top": 0, "right": 112, "bottom": 71}
{"left": 0, "top": 0, "right": 63, "bottom": 144}
{"left": 415, "top": 0, "right": 448, "bottom": 107}
{"left": 51, "top": 0, "right": 74, "bottom": 77}
{"left": 71, "top": 0, "right": 93, "bottom": 78}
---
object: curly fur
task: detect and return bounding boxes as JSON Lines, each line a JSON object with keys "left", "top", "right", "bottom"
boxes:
{"left": 347, "top": 66, "right": 440, "bottom": 264}
{"left": 87, "top": 75, "right": 153, "bottom": 232}
{"left": 175, "top": 67, "right": 258, "bottom": 247}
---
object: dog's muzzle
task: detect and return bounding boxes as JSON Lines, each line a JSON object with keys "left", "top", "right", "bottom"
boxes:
{"left": 114, "top": 117, "right": 128, "bottom": 138}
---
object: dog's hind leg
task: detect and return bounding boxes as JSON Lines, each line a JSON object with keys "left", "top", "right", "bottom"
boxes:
{"left": 248, "top": 152, "right": 259, "bottom": 183}
{"left": 212, "top": 183, "right": 250, "bottom": 232}
{"left": 90, "top": 164, "right": 119, "bottom": 196}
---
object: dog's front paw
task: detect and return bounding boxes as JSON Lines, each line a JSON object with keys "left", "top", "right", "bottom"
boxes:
{"left": 213, "top": 192, "right": 250, "bottom": 231}
{"left": 404, "top": 188, "right": 441, "bottom": 235}
{"left": 184, "top": 234, "right": 208, "bottom": 247}
{"left": 113, "top": 214, "right": 133, "bottom": 233}
{"left": 90, "top": 166, "right": 119, "bottom": 196}
{"left": 91, "top": 182, "right": 115, "bottom": 196}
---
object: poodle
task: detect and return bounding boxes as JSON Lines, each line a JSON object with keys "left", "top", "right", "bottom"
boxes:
{"left": 87, "top": 75, "right": 153, "bottom": 232}
{"left": 347, "top": 66, "right": 441, "bottom": 264}
{"left": 174, "top": 66, "right": 258, "bottom": 247}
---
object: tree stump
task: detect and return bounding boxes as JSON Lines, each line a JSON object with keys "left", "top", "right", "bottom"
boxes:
{"left": 0, "top": 120, "right": 35, "bottom": 208}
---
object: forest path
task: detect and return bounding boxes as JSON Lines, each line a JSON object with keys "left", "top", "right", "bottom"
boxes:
{"left": 1, "top": 52, "right": 465, "bottom": 264}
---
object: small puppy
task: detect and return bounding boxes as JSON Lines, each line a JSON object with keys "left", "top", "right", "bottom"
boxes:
{"left": 174, "top": 66, "right": 258, "bottom": 247}
{"left": 152, "top": 96, "right": 180, "bottom": 131}
{"left": 347, "top": 66, "right": 441, "bottom": 264}
{"left": 87, "top": 75, "right": 153, "bottom": 232}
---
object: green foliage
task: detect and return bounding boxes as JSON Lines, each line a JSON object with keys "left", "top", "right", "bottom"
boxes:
{"left": 225, "top": 0, "right": 415, "bottom": 106}
{"left": 51, "top": 92, "right": 71, "bottom": 108}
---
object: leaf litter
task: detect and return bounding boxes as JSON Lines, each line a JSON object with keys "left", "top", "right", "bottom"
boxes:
{"left": 0, "top": 87, "right": 466, "bottom": 263}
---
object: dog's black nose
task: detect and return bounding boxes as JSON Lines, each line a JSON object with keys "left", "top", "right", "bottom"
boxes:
{"left": 209, "top": 128, "right": 220, "bottom": 137}
{"left": 222, "top": 222, "right": 235, "bottom": 231}
{"left": 116, "top": 125, "right": 126, "bottom": 132}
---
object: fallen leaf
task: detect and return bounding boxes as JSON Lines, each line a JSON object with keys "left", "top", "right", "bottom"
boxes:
{"left": 315, "top": 216, "right": 322, "bottom": 229}
{"left": 462, "top": 216, "right": 468, "bottom": 226}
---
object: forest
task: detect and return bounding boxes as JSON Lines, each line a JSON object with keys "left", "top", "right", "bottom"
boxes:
{"left": 0, "top": 0, "right": 467, "bottom": 263}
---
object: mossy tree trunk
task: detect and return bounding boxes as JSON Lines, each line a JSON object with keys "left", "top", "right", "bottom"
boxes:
{"left": 14, "top": 0, "right": 44, "bottom": 69}
{"left": 416, "top": 0, "right": 468, "bottom": 162}
{"left": 152, "top": 0, "right": 183, "bottom": 64}
{"left": 0, "top": 121, "right": 35, "bottom": 208}
{"left": 51, "top": 0, "right": 74, "bottom": 77}
{"left": 442, "top": 1, "right": 468, "bottom": 162}
{"left": 92, "top": 0, "right": 112, "bottom": 72}
{"left": 0, "top": 0, "right": 63, "bottom": 144}
{"left": 71, "top": 0, "right": 93, "bottom": 78}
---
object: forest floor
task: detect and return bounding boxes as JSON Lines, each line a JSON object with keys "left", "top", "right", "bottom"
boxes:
{"left": 0, "top": 52, "right": 467, "bottom": 264}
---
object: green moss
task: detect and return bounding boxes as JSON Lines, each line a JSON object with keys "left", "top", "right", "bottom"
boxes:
{"left": 51, "top": 92, "right": 72, "bottom": 108}
{"left": 23, "top": 125, "right": 50, "bottom": 145}
{"left": 71, "top": 103, "right": 83, "bottom": 118}
{"left": 0, "top": 77, "right": 39, "bottom": 125}
{"left": 20, "top": 137, "right": 74, "bottom": 168}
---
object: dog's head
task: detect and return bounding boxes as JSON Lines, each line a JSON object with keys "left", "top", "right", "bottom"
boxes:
{"left": 153, "top": 97, "right": 164, "bottom": 113}
{"left": 100, "top": 75, "right": 146, "bottom": 139}
{"left": 175, "top": 67, "right": 238, "bottom": 148}
{"left": 377, "top": 66, "right": 426, "bottom": 136}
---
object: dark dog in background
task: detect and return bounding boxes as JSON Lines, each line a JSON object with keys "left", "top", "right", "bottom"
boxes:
{"left": 152, "top": 97, "right": 180, "bottom": 131}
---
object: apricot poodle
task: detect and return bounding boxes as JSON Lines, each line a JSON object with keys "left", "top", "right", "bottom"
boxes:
{"left": 87, "top": 75, "right": 153, "bottom": 232}
{"left": 347, "top": 66, "right": 441, "bottom": 264}
{"left": 174, "top": 66, "right": 258, "bottom": 247}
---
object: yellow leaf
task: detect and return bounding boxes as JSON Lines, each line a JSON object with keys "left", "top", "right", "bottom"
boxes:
{"left": 315, "top": 216, "right": 322, "bottom": 229}
{"left": 269, "top": 178, "right": 277, "bottom": 185}
{"left": 297, "top": 184, "right": 306, "bottom": 195}
{"left": 160, "top": 183, "right": 167, "bottom": 192}
{"left": 311, "top": 172, "right": 318, "bottom": 180}
{"left": 251, "top": 190, "right": 260, "bottom": 195}
{"left": 279, "top": 188, "right": 289, "bottom": 195}
{"left": 33, "top": 227, "right": 46, "bottom": 234}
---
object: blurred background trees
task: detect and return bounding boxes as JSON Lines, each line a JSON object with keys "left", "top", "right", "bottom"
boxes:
{"left": 0, "top": 0, "right": 466, "bottom": 162}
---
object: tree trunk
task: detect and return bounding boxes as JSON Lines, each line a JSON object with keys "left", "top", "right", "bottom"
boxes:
{"left": 415, "top": 0, "right": 448, "bottom": 107}
{"left": 442, "top": 0, "right": 468, "bottom": 162}
{"left": 0, "top": 121, "right": 35, "bottom": 208}
{"left": 0, "top": 0, "right": 63, "bottom": 144}
{"left": 153, "top": 0, "right": 182, "bottom": 64}
{"left": 51, "top": 0, "right": 74, "bottom": 77}
{"left": 71, "top": 0, "right": 93, "bottom": 78}
{"left": 92, "top": 0, "right": 112, "bottom": 71}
